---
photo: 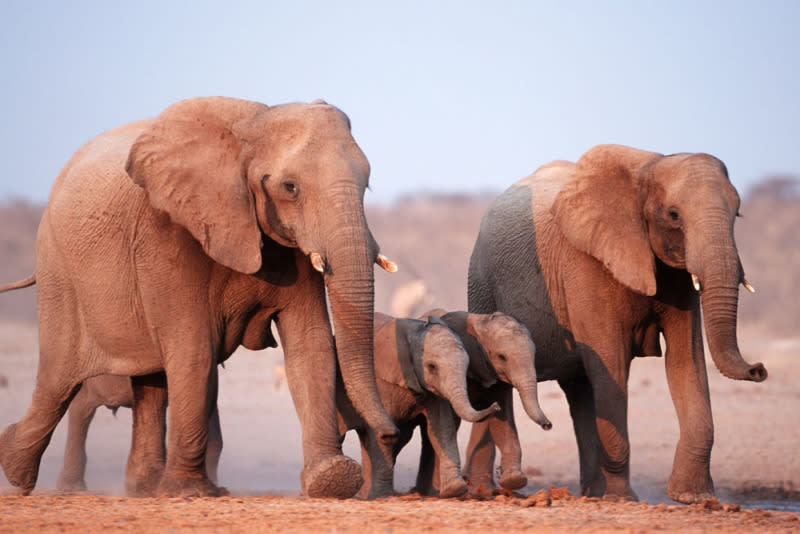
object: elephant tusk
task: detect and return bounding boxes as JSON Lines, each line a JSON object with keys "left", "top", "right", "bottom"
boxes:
{"left": 742, "top": 279, "right": 756, "bottom": 294}
{"left": 375, "top": 253, "right": 398, "bottom": 273}
{"left": 310, "top": 252, "right": 326, "bottom": 274}
{"left": 691, "top": 273, "right": 702, "bottom": 292}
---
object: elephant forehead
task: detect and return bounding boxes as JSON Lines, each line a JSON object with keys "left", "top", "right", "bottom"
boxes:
{"left": 423, "top": 326, "right": 466, "bottom": 356}
{"left": 246, "top": 105, "right": 370, "bottom": 183}
{"left": 261, "top": 103, "right": 351, "bottom": 137}
{"left": 657, "top": 157, "right": 739, "bottom": 211}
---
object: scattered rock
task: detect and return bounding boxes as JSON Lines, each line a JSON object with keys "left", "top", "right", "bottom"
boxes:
{"left": 548, "top": 486, "right": 573, "bottom": 501}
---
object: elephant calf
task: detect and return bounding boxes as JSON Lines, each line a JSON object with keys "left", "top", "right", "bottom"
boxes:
{"left": 56, "top": 374, "right": 222, "bottom": 496}
{"left": 336, "top": 312, "right": 500, "bottom": 499}
{"left": 412, "top": 310, "right": 552, "bottom": 495}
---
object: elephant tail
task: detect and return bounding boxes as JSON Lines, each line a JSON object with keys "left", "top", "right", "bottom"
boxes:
{"left": 0, "top": 275, "right": 36, "bottom": 294}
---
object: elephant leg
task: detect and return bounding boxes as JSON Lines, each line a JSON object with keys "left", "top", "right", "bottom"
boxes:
{"left": 463, "top": 419, "right": 496, "bottom": 494}
{"left": 125, "top": 373, "right": 167, "bottom": 497}
{"left": 663, "top": 309, "right": 714, "bottom": 503}
{"left": 357, "top": 428, "right": 394, "bottom": 499}
{"left": 578, "top": 339, "right": 637, "bottom": 501}
{"left": 486, "top": 386, "right": 527, "bottom": 491}
{"left": 157, "top": 353, "right": 223, "bottom": 498}
{"left": 56, "top": 385, "right": 98, "bottom": 492}
{"left": 414, "top": 416, "right": 437, "bottom": 495}
{"left": 0, "top": 365, "right": 81, "bottom": 494}
{"left": 277, "top": 304, "right": 362, "bottom": 499}
{"left": 205, "top": 402, "right": 223, "bottom": 485}
{"left": 424, "top": 401, "right": 468, "bottom": 499}
{"left": 558, "top": 373, "right": 600, "bottom": 496}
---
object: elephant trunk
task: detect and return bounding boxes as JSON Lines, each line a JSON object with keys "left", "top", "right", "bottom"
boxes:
{"left": 324, "top": 185, "right": 398, "bottom": 443}
{"left": 700, "top": 285, "right": 766, "bottom": 382}
{"left": 514, "top": 377, "right": 552, "bottom": 430}
{"left": 689, "top": 222, "right": 767, "bottom": 383}
{"left": 441, "top": 380, "right": 500, "bottom": 422}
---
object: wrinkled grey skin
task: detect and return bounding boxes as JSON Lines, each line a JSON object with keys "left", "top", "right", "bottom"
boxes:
{"left": 410, "top": 310, "right": 552, "bottom": 495}
{"left": 56, "top": 374, "right": 222, "bottom": 495}
{"left": 467, "top": 144, "right": 767, "bottom": 503}
{"left": 0, "top": 97, "right": 398, "bottom": 498}
{"left": 336, "top": 312, "right": 499, "bottom": 499}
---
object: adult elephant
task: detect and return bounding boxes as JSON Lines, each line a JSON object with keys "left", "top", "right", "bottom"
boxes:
{"left": 0, "top": 97, "right": 398, "bottom": 498}
{"left": 467, "top": 144, "right": 767, "bottom": 503}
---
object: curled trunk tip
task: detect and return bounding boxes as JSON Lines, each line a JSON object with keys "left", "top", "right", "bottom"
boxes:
{"left": 462, "top": 401, "right": 501, "bottom": 422}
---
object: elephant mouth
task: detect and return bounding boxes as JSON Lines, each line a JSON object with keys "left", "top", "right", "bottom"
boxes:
{"left": 309, "top": 252, "right": 397, "bottom": 275}
{"left": 688, "top": 272, "right": 756, "bottom": 295}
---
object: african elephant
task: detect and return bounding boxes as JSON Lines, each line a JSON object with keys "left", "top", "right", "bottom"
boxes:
{"left": 467, "top": 144, "right": 767, "bottom": 503}
{"left": 0, "top": 97, "right": 398, "bottom": 498}
{"left": 411, "top": 310, "right": 552, "bottom": 495}
{"left": 336, "top": 312, "right": 500, "bottom": 499}
{"left": 55, "top": 374, "right": 222, "bottom": 495}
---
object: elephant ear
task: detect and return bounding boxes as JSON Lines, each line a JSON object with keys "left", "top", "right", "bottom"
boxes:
{"left": 126, "top": 97, "right": 267, "bottom": 274}
{"left": 551, "top": 144, "right": 660, "bottom": 296}
{"left": 464, "top": 314, "right": 500, "bottom": 388}
{"left": 373, "top": 319, "right": 425, "bottom": 395}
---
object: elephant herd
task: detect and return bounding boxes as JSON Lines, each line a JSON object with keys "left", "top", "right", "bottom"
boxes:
{"left": 0, "top": 97, "right": 767, "bottom": 504}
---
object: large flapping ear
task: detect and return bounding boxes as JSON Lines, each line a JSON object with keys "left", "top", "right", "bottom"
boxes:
{"left": 126, "top": 97, "right": 267, "bottom": 274}
{"left": 551, "top": 144, "right": 660, "bottom": 296}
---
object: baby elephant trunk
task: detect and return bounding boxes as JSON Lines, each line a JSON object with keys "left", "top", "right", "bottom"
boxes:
{"left": 447, "top": 389, "right": 501, "bottom": 423}
{"left": 516, "top": 378, "right": 552, "bottom": 430}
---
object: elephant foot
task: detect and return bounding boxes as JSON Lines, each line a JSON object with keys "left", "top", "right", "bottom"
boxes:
{"left": 439, "top": 477, "right": 468, "bottom": 499}
{"left": 155, "top": 471, "right": 226, "bottom": 498}
{"left": 602, "top": 476, "right": 639, "bottom": 502}
{"left": 466, "top": 474, "right": 496, "bottom": 497}
{"left": 302, "top": 455, "right": 363, "bottom": 499}
{"left": 56, "top": 474, "right": 87, "bottom": 493}
{"left": 126, "top": 463, "right": 165, "bottom": 497}
{"left": 667, "top": 473, "right": 714, "bottom": 504}
{"left": 0, "top": 424, "right": 38, "bottom": 495}
{"left": 498, "top": 470, "right": 528, "bottom": 491}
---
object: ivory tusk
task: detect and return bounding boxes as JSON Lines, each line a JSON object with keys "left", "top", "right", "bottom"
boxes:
{"left": 375, "top": 253, "right": 398, "bottom": 273}
{"left": 742, "top": 280, "right": 756, "bottom": 294}
{"left": 310, "top": 252, "right": 326, "bottom": 273}
{"left": 691, "top": 273, "right": 702, "bottom": 292}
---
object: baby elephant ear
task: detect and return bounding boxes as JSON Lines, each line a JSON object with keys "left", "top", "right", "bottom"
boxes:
{"left": 126, "top": 97, "right": 265, "bottom": 274}
{"left": 551, "top": 144, "right": 659, "bottom": 296}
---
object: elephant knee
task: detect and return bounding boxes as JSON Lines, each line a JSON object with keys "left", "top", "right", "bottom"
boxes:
{"left": 596, "top": 419, "right": 630, "bottom": 472}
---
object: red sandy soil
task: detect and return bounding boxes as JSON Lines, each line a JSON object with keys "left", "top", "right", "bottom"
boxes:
{"left": 0, "top": 490, "right": 797, "bottom": 533}
{"left": 1, "top": 324, "right": 798, "bottom": 532}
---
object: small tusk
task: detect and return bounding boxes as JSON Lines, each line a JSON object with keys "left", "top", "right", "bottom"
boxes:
{"left": 742, "top": 280, "right": 756, "bottom": 294}
{"left": 375, "top": 253, "right": 398, "bottom": 273}
{"left": 310, "top": 252, "right": 326, "bottom": 273}
{"left": 691, "top": 273, "right": 702, "bottom": 292}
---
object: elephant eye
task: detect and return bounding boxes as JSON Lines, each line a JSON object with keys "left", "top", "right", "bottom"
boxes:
{"left": 667, "top": 208, "right": 681, "bottom": 225}
{"left": 426, "top": 363, "right": 437, "bottom": 373}
{"left": 283, "top": 181, "right": 298, "bottom": 196}
{"left": 497, "top": 354, "right": 507, "bottom": 362}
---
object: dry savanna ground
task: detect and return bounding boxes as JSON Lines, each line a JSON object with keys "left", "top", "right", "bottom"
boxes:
{"left": 1, "top": 324, "right": 798, "bottom": 532}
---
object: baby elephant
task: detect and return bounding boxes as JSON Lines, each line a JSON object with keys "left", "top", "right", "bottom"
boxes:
{"left": 413, "top": 310, "right": 552, "bottom": 494}
{"left": 56, "top": 374, "right": 222, "bottom": 495}
{"left": 336, "top": 312, "right": 500, "bottom": 499}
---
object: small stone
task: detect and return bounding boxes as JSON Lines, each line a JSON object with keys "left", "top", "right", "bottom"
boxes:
{"left": 548, "top": 486, "right": 572, "bottom": 501}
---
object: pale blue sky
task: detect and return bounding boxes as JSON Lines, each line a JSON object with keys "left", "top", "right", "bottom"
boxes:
{"left": 1, "top": 1, "right": 798, "bottom": 205}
